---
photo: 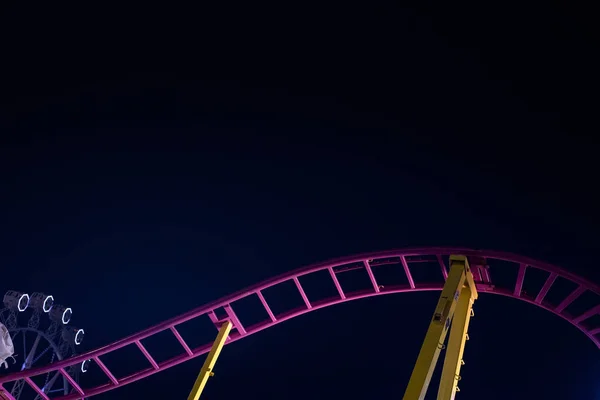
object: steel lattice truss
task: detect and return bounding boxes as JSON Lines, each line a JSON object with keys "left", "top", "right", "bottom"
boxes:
{"left": 1, "top": 248, "right": 599, "bottom": 400}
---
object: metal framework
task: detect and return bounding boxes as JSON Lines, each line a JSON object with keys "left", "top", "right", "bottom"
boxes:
{"left": 403, "top": 255, "right": 477, "bottom": 400}
{"left": 0, "top": 248, "right": 599, "bottom": 400}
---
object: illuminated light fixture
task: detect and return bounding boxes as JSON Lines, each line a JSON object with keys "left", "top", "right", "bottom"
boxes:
{"left": 81, "top": 359, "right": 91, "bottom": 373}
{"left": 43, "top": 295, "right": 54, "bottom": 313}
{"left": 50, "top": 305, "right": 70, "bottom": 323}
{"left": 74, "top": 329, "right": 84, "bottom": 345}
{"left": 62, "top": 308, "right": 72, "bottom": 325}
{"left": 4, "top": 291, "right": 31, "bottom": 312}
{"left": 29, "top": 292, "right": 54, "bottom": 313}
{"left": 18, "top": 294, "right": 30, "bottom": 312}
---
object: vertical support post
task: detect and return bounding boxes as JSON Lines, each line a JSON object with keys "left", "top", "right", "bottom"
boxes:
{"left": 187, "top": 320, "right": 232, "bottom": 400}
{"left": 437, "top": 286, "right": 475, "bottom": 400}
{"left": 401, "top": 258, "right": 468, "bottom": 400}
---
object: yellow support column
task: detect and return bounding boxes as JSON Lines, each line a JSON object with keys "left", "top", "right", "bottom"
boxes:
{"left": 437, "top": 285, "right": 475, "bottom": 400}
{"left": 402, "top": 258, "right": 468, "bottom": 400}
{"left": 187, "top": 320, "right": 233, "bottom": 400}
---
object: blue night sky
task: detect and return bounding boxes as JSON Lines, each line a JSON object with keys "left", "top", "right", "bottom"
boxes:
{"left": 1, "top": 2, "right": 599, "bottom": 399}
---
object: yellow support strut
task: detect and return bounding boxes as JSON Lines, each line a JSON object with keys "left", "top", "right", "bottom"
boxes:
{"left": 187, "top": 320, "right": 233, "bottom": 400}
{"left": 437, "top": 285, "right": 475, "bottom": 399}
{"left": 402, "top": 255, "right": 478, "bottom": 400}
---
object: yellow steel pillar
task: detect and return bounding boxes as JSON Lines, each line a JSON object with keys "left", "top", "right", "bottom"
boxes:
{"left": 187, "top": 320, "right": 233, "bottom": 400}
{"left": 437, "top": 285, "right": 475, "bottom": 400}
{"left": 402, "top": 255, "right": 478, "bottom": 400}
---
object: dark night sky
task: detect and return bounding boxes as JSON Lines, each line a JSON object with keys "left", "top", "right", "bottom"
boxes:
{"left": 1, "top": 2, "right": 599, "bottom": 399}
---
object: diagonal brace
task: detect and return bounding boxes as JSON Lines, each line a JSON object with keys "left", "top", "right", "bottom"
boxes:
{"left": 187, "top": 320, "right": 232, "bottom": 400}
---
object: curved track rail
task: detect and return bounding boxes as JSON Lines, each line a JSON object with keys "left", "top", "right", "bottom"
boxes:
{"left": 1, "top": 248, "right": 599, "bottom": 399}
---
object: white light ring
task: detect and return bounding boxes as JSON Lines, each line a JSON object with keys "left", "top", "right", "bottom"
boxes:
{"left": 81, "top": 359, "right": 91, "bottom": 373}
{"left": 17, "top": 294, "right": 30, "bottom": 312}
{"left": 74, "top": 329, "right": 84, "bottom": 345}
{"left": 43, "top": 295, "right": 54, "bottom": 313}
{"left": 62, "top": 307, "right": 72, "bottom": 324}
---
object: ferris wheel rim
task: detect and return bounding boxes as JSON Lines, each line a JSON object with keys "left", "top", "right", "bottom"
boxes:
{"left": 5, "top": 327, "right": 65, "bottom": 362}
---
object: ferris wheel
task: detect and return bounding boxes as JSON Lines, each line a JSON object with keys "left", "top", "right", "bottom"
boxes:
{"left": 0, "top": 291, "right": 86, "bottom": 400}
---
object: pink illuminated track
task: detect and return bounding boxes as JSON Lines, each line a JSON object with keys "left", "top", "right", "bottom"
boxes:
{"left": 1, "top": 248, "right": 599, "bottom": 399}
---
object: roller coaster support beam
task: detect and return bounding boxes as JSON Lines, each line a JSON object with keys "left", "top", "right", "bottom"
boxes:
{"left": 402, "top": 255, "right": 478, "bottom": 400}
{"left": 187, "top": 320, "right": 232, "bottom": 400}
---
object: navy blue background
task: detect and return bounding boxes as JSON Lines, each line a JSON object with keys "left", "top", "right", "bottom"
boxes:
{"left": 1, "top": 1, "right": 599, "bottom": 399}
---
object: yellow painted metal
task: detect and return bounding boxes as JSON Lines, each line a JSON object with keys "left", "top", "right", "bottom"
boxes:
{"left": 437, "top": 285, "right": 475, "bottom": 400}
{"left": 402, "top": 257, "right": 468, "bottom": 400}
{"left": 456, "top": 255, "right": 478, "bottom": 300}
{"left": 187, "top": 320, "right": 233, "bottom": 400}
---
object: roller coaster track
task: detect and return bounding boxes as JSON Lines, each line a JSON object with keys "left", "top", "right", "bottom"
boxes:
{"left": 1, "top": 248, "right": 599, "bottom": 399}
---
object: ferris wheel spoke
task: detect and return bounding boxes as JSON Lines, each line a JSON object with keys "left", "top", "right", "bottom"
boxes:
{"left": 30, "top": 344, "right": 53, "bottom": 366}
{"left": 22, "top": 334, "right": 42, "bottom": 371}
{"left": 21, "top": 334, "right": 26, "bottom": 366}
{"left": 36, "top": 371, "right": 61, "bottom": 399}
{"left": 10, "top": 329, "right": 20, "bottom": 342}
